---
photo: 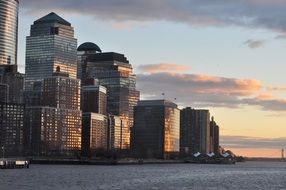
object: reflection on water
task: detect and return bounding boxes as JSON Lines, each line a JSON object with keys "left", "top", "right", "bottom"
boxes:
{"left": 1, "top": 162, "right": 286, "bottom": 190}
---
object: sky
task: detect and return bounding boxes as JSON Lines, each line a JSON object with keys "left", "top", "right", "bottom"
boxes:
{"left": 19, "top": 0, "right": 286, "bottom": 157}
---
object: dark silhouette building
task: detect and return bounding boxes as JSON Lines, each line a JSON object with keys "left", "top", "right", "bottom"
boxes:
{"left": 0, "top": 102, "right": 24, "bottom": 157}
{"left": 0, "top": 65, "right": 24, "bottom": 104}
{"left": 81, "top": 78, "right": 107, "bottom": 115}
{"left": 180, "top": 107, "right": 210, "bottom": 156}
{"left": 131, "top": 100, "right": 180, "bottom": 159}
{"left": 210, "top": 116, "right": 220, "bottom": 154}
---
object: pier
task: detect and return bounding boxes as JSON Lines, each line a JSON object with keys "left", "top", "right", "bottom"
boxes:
{"left": 0, "top": 159, "right": 29, "bottom": 169}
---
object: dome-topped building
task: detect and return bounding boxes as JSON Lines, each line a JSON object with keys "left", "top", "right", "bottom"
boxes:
{"left": 77, "top": 42, "right": 102, "bottom": 53}
{"left": 77, "top": 42, "right": 102, "bottom": 79}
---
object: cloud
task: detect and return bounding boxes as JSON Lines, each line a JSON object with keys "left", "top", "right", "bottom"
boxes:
{"left": 21, "top": 0, "right": 286, "bottom": 33}
{"left": 136, "top": 67, "right": 286, "bottom": 111}
{"left": 138, "top": 63, "right": 191, "bottom": 74}
{"left": 274, "top": 34, "right": 286, "bottom": 40}
{"left": 243, "top": 39, "right": 265, "bottom": 49}
{"left": 266, "top": 86, "right": 286, "bottom": 91}
{"left": 243, "top": 98, "right": 286, "bottom": 111}
{"left": 221, "top": 135, "right": 286, "bottom": 149}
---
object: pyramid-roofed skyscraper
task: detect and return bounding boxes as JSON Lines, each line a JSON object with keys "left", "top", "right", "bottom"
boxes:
{"left": 25, "top": 12, "right": 77, "bottom": 90}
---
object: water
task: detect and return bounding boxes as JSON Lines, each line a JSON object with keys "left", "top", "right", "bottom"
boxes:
{"left": 1, "top": 162, "right": 286, "bottom": 190}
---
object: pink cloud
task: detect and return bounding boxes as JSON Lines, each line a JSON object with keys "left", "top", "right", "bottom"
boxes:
{"left": 138, "top": 63, "right": 191, "bottom": 74}
{"left": 136, "top": 65, "right": 286, "bottom": 111}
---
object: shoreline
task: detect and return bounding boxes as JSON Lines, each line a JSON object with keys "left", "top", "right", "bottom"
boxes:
{"left": 29, "top": 158, "right": 236, "bottom": 165}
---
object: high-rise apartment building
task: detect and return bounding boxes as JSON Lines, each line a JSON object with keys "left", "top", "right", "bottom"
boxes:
{"left": 25, "top": 12, "right": 77, "bottom": 90}
{"left": 180, "top": 107, "right": 211, "bottom": 156}
{"left": 131, "top": 100, "right": 180, "bottom": 159}
{"left": 0, "top": 0, "right": 18, "bottom": 65}
{"left": 24, "top": 107, "right": 81, "bottom": 156}
{"left": 24, "top": 68, "right": 82, "bottom": 156}
{"left": 78, "top": 46, "right": 140, "bottom": 149}
{"left": 41, "top": 67, "right": 80, "bottom": 110}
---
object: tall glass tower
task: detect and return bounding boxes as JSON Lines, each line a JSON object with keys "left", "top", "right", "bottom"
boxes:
{"left": 0, "top": 0, "right": 19, "bottom": 65}
{"left": 25, "top": 12, "right": 77, "bottom": 90}
{"left": 78, "top": 44, "right": 140, "bottom": 150}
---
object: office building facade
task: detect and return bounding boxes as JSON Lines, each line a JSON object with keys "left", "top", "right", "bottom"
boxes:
{"left": 131, "top": 100, "right": 180, "bottom": 159}
{"left": 180, "top": 107, "right": 211, "bottom": 156}
{"left": 0, "top": 0, "right": 19, "bottom": 65}
{"left": 25, "top": 12, "right": 77, "bottom": 90}
{"left": 78, "top": 49, "right": 140, "bottom": 149}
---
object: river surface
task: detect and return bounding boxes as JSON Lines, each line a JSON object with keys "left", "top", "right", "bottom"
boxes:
{"left": 1, "top": 161, "right": 286, "bottom": 190}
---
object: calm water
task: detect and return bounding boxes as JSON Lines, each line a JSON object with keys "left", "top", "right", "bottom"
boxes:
{"left": 1, "top": 162, "right": 286, "bottom": 190}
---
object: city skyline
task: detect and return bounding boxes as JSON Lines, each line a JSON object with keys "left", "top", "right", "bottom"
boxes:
{"left": 16, "top": 1, "right": 286, "bottom": 157}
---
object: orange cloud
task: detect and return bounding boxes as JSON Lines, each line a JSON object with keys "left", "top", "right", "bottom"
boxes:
{"left": 256, "top": 93, "right": 274, "bottom": 100}
{"left": 138, "top": 63, "right": 191, "bottom": 74}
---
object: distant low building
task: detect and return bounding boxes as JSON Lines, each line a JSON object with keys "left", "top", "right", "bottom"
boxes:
{"left": 210, "top": 116, "right": 220, "bottom": 154}
{"left": 131, "top": 100, "right": 180, "bottom": 159}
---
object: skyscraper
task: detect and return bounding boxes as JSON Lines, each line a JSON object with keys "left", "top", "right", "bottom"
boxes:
{"left": 24, "top": 13, "right": 81, "bottom": 157}
{"left": 25, "top": 12, "right": 77, "bottom": 90}
{"left": 78, "top": 44, "right": 140, "bottom": 150}
{"left": 0, "top": 0, "right": 18, "bottom": 65}
{"left": 180, "top": 107, "right": 211, "bottom": 156}
{"left": 131, "top": 100, "right": 180, "bottom": 159}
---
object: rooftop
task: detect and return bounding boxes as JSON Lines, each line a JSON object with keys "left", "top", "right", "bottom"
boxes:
{"left": 87, "top": 52, "right": 129, "bottom": 64}
{"left": 34, "top": 12, "right": 71, "bottom": 26}
{"left": 137, "top": 100, "right": 178, "bottom": 108}
{"left": 78, "top": 42, "right": 102, "bottom": 53}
